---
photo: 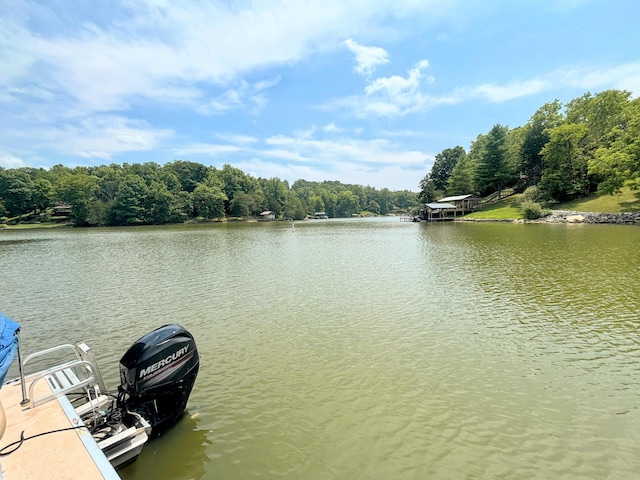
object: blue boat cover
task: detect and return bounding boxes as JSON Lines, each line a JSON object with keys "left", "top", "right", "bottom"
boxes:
{"left": 0, "top": 312, "right": 20, "bottom": 387}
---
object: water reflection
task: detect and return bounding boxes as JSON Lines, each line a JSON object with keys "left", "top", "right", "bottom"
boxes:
{"left": 2, "top": 219, "right": 640, "bottom": 479}
{"left": 120, "top": 412, "right": 211, "bottom": 480}
{"left": 0, "top": 238, "right": 47, "bottom": 246}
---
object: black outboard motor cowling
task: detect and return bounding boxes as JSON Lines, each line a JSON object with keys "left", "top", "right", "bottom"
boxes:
{"left": 119, "top": 324, "right": 199, "bottom": 437}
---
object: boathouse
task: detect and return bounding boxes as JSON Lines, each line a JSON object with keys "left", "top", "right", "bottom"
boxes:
{"left": 422, "top": 203, "right": 458, "bottom": 221}
{"left": 438, "top": 194, "right": 482, "bottom": 214}
{"left": 52, "top": 203, "right": 72, "bottom": 216}
{"left": 259, "top": 211, "right": 276, "bottom": 221}
{"left": 419, "top": 194, "right": 482, "bottom": 221}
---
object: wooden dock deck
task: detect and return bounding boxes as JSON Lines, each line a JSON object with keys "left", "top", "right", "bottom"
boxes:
{"left": 0, "top": 378, "right": 120, "bottom": 480}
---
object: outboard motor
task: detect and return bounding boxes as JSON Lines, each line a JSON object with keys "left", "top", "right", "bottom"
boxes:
{"left": 118, "top": 324, "right": 199, "bottom": 437}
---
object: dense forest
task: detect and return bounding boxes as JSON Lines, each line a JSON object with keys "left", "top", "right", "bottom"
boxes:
{"left": 419, "top": 89, "right": 640, "bottom": 209}
{"left": 2, "top": 89, "right": 638, "bottom": 227}
{"left": 0, "top": 161, "right": 419, "bottom": 226}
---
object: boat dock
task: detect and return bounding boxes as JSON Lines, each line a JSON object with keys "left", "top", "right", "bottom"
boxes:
{"left": 0, "top": 378, "right": 120, "bottom": 480}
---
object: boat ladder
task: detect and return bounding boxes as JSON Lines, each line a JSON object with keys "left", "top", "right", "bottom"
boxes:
{"left": 18, "top": 342, "right": 108, "bottom": 409}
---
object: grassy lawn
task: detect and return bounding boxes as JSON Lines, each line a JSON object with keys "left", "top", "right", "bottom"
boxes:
{"left": 554, "top": 186, "right": 640, "bottom": 213}
{"left": 464, "top": 195, "right": 524, "bottom": 220}
{"left": 463, "top": 185, "right": 640, "bottom": 220}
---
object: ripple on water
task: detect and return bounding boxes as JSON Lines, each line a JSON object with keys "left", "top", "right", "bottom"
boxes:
{"left": 3, "top": 220, "right": 640, "bottom": 479}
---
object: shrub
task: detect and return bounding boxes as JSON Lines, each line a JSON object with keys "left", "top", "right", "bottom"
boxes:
{"left": 521, "top": 186, "right": 540, "bottom": 203}
{"left": 520, "top": 200, "right": 548, "bottom": 220}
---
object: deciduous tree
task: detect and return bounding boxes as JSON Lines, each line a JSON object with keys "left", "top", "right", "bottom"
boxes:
{"left": 430, "top": 146, "right": 466, "bottom": 192}
{"left": 520, "top": 100, "right": 563, "bottom": 184}
{"left": 192, "top": 184, "right": 227, "bottom": 219}
{"left": 539, "top": 124, "right": 589, "bottom": 202}
{"left": 55, "top": 173, "right": 100, "bottom": 226}
{"left": 589, "top": 97, "right": 640, "bottom": 193}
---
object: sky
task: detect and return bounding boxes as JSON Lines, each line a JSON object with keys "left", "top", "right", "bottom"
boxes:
{"left": 1, "top": 0, "right": 639, "bottom": 192}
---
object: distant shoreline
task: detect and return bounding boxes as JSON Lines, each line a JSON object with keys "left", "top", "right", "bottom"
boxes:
{"left": 3, "top": 211, "right": 640, "bottom": 229}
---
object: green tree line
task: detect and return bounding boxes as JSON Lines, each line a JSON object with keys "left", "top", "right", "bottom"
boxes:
{"left": 419, "top": 90, "right": 640, "bottom": 205}
{"left": 0, "top": 161, "right": 419, "bottom": 226}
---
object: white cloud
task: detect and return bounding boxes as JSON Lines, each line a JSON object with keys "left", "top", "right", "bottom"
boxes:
{"left": 324, "top": 58, "right": 439, "bottom": 117}
{"left": 174, "top": 143, "right": 244, "bottom": 158}
{"left": 254, "top": 77, "right": 282, "bottom": 91}
{"left": 77, "top": 151, "right": 110, "bottom": 160}
{"left": 379, "top": 129, "right": 424, "bottom": 137}
{"left": 558, "top": 62, "right": 640, "bottom": 95}
{"left": 329, "top": 58, "right": 640, "bottom": 118}
{"left": 0, "top": 153, "right": 26, "bottom": 168}
{"left": 265, "top": 135, "right": 297, "bottom": 146}
{"left": 169, "top": 129, "right": 430, "bottom": 190}
{"left": 12, "top": 116, "right": 175, "bottom": 160}
{"left": 71, "top": 117, "right": 174, "bottom": 159}
{"left": 293, "top": 126, "right": 317, "bottom": 139}
{"left": 233, "top": 156, "right": 425, "bottom": 191}
{"left": 415, "top": 59, "right": 430, "bottom": 70}
{"left": 456, "top": 62, "right": 640, "bottom": 104}
{"left": 468, "top": 79, "right": 549, "bottom": 102}
{"left": 261, "top": 134, "right": 429, "bottom": 167}
{"left": 344, "top": 38, "right": 390, "bottom": 76}
{"left": 362, "top": 101, "right": 402, "bottom": 116}
{"left": 362, "top": 60, "right": 434, "bottom": 113}
{"left": 196, "top": 79, "right": 278, "bottom": 116}
{"left": 260, "top": 149, "right": 308, "bottom": 162}
{"left": 0, "top": 1, "right": 429, "bottom": 116}
{"left": 367, "top": 60, "right": 430, "bottom": 93}
{"left": 2, "top": 0, "right": 635, "bottom": 193}
{"left": 215, "top": 133, "right": 259, "bottom": 144}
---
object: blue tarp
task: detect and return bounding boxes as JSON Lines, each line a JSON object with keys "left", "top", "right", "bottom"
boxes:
{"left": 0, "top": 312, "right": 20, "bottom": 387}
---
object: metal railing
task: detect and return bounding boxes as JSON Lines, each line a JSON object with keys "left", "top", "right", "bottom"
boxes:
{"left": 17, "top": 338, "right": 107, "bottom": 409}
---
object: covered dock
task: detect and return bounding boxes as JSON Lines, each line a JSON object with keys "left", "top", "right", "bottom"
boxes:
{"left": 421, "top": 202, "right": 458, "bottom": 221}
{"left": 438, "top": 194, "right": 482, "bottom": 214}
{"left": 418, "top": 194, "right": 482, "bottom": 221}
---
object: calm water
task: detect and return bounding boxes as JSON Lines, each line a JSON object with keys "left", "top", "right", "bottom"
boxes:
{"left": 2, "top": 217, "right": 640, "bottom": 479}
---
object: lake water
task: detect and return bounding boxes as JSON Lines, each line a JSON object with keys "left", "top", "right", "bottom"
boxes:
{"left": 2, "top": 217, "right": 640, "bottom": 479}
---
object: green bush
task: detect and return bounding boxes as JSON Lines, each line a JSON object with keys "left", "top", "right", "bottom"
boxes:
{"left": 520, "top": 200, "right": 548, "bottom": 220}
{"left": 521, "top": 186, "right": 540, "bottom": 203}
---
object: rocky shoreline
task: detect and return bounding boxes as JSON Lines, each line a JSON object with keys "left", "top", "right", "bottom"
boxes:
{"left": 460, "top": 210, "right": 640, "bottom": 225}
{"left": 534, "top": 210, "right": 640, "bottom": 225}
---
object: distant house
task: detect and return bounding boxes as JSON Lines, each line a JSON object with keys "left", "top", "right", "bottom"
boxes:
{"left": 259, "top": 211, "right": 276, "bottom": 221}
{"left": 52, "top": 203, "right": 72, "bottom": 216}
{"left": 313, "top": 212, "right": 328, "bottom": 219}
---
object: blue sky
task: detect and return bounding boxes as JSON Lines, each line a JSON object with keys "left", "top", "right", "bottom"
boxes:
{"left": 1, "top": 0, "right": 639, "bottom": 191}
